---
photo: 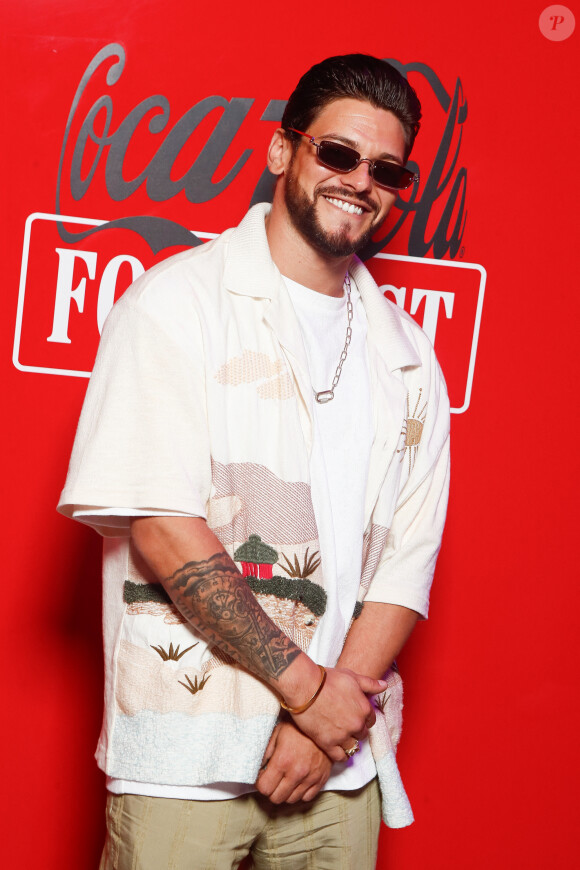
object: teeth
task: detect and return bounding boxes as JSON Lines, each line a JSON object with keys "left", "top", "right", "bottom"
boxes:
{"left": 325, "top": 197, "right": 363, "bottom": 216}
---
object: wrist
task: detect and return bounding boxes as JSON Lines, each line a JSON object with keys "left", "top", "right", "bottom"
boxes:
{"left": 280, "top": 664, "right": 326, "bottom": 714}
{"left": 276, "top": 652, "right": 322, "bottom": 709}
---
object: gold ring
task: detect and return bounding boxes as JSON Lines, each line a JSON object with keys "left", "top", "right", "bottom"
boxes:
{"left": 344, "top": 739, "right": 360, "bottom": 758}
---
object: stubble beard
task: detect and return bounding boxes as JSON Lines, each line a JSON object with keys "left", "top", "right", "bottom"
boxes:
{"left": 283, "top": 164, "right": 381, "bottom": 258}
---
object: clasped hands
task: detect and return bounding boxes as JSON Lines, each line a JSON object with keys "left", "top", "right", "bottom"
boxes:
{"left": 256, "top": 666, "right": 387, "bottom": 804}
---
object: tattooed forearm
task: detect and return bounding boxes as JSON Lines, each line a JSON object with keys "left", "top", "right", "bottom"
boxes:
{"left": 164, "top": 553, "right": 301, "bottom": 683}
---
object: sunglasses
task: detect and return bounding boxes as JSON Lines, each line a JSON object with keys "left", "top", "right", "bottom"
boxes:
{"left": 287, "top": 128, "right": 418, "bottom": 191}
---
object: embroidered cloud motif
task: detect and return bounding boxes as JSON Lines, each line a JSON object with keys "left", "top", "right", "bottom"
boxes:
{"left": 215, "top": 349, "right": 294, "bottom": 400}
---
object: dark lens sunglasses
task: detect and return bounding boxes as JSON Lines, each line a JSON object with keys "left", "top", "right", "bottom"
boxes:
{"left": 287, "top": 128, "right": 418, "bottom": 191}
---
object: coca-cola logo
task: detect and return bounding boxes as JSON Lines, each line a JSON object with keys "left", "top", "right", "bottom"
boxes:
{"left": 55, "top": 43, "right": 468, "bottom": 260}
{"left": 14, "top": 44, "right": 484, "bottom": 414}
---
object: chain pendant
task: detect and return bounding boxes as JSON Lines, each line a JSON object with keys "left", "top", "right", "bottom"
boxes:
{"left": 312, "top": 273, "right": 352, "bottom": 406}
{"left": 315, "top": 390, "right": 334, "bottom": 404}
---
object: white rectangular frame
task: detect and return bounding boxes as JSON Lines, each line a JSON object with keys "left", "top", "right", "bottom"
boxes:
{"left": 372, "top": 252, "right": 486, "bottom": 414}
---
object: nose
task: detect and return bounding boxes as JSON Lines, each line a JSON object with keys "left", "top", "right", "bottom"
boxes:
{"left": 341, "top": 159, "right": 374, "bottom": 192}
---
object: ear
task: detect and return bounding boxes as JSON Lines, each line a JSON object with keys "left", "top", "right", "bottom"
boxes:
{"left": 267, "top": 128, "right": 294, "bottom": 176}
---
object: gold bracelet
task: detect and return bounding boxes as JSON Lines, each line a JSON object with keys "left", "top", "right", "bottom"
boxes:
{"left": 280, "top": 664, "right": 327, "bottom": 714}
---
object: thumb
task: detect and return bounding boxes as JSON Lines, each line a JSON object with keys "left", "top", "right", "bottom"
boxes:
{"left": 355, "top": 675, "right": 390, "bottom": 695}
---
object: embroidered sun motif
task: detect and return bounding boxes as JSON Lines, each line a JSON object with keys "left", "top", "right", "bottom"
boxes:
{"left": 397, "top": 388, "right": 427, "bottom": 474}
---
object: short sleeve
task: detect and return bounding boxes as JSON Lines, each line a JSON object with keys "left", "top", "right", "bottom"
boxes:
{"left": 364, "top": 435, "right": 450, "bottom": 617}
{"left": 365, "top": 345, "right": 451, "bottom": 618}
{"left": 58, "top": 295, "right": 212, "bottom": 536}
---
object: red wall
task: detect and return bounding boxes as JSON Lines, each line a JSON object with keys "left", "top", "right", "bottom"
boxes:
{"left": 2, "top": 2, "right": 578, "bottom": 867}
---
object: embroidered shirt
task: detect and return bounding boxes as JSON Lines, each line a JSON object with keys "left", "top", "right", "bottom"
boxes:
{"left": 58, "top": 203, "right": 450, "bottom": 827}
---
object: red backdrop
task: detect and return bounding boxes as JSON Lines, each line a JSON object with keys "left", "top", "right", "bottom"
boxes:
{"left": 2, "top": 2, "right": 579, "bottom": 867}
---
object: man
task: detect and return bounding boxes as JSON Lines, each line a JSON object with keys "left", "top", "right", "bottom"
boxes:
{"left": 59, "top": 54, "right": 450, "bottom": 869}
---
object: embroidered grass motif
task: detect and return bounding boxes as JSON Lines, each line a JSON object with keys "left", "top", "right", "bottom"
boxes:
{"left": 233, "top": 535, "right": 326, "bottom": 647}
{"left": 178, "top": 673, "right": 211, "bottom": 695}
{"left": 234, "top": 538, "right": 326, "bottom": 614}
{"left": 123, "top": 580, "right": 186, "bottom": 624}
{"left": 397, "top": 388, "right": 428, "bottom": 473}
{"left": 245, "top": 576, "right": 327, "bottom": 617}
{"left": 150, "top": 642, "right": 198, "bottom": 662}
{"left": 279, "top": 547, "right": 321, "bottom": 580}
{"left": 124, "top": 580, "right": 172, "bottom": 605}
{"left": 375, "top": 692, "right": 391, "bottom": 714}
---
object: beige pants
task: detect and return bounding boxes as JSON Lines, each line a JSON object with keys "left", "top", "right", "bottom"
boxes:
{"left": 99, "top": 780, "right": 381, "bottom": 870}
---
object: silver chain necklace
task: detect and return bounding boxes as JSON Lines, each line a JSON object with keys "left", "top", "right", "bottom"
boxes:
{"left": 314, "top": 273, "right": 353, "bottom": 404}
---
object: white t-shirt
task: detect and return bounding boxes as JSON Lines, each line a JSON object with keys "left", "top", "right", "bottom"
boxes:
{"left": 83, "top": 274, "right": 376, "bottom": 799}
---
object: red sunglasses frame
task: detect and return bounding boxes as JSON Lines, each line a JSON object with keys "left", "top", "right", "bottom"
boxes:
{"left": 286, "top": 127, "right": 418, "bottom": 191}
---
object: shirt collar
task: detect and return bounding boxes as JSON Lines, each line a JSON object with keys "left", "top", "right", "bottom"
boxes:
{"left": 223, "top": 203, "right": 279, "bottom": 299}
{"left": 224, "top": 202, "right": 421, "bottom": 373}
{"left": 349, "top": 257, "right": 421, "bottom": 372}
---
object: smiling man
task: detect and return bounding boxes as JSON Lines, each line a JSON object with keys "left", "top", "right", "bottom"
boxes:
{"left": 59, "top": 54, "right": 450, "bottom": 870}
{"left": 275, "top": 99, "right": 409, "bottom": 261}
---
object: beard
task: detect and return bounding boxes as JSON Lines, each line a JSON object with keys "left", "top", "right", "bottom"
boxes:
{"left": 283, "top": 164, "right": 381, "bottom": 257}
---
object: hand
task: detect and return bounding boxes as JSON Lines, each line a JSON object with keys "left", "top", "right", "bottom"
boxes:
{"left": 255, "top": 720, "right": 333, "bottom": 804}
{"left": 289, "top": 667, "right": 387, "bottom": 763}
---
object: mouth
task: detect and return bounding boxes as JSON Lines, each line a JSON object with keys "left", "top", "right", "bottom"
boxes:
{"left": 322, "top": 195, "right": 367, "bottom": 217}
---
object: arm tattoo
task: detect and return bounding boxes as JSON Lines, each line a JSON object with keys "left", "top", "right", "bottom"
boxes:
{"left": 164, "top": 552, "right": 301, "bottom": 683}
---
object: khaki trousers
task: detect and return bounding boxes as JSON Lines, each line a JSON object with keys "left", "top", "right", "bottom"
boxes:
{"left": 99, "top": 780, "right": 381, "bottom": 870}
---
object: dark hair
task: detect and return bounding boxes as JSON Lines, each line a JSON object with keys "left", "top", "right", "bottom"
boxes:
{"left": 282, "top": 54, "right": 421, "bottom": 161}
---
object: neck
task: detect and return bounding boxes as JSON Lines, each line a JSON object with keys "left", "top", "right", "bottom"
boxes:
{"left": 265, "top": 203, "right": 353, "bottom": 298}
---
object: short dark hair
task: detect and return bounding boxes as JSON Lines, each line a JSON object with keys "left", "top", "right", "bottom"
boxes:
{"left": 282, "top": 54, "right": 421, "bottom": 161}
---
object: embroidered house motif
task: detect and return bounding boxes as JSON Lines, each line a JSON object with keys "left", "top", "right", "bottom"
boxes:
{"left": 234, "top": 534, "right": 278, "bottom": 579}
